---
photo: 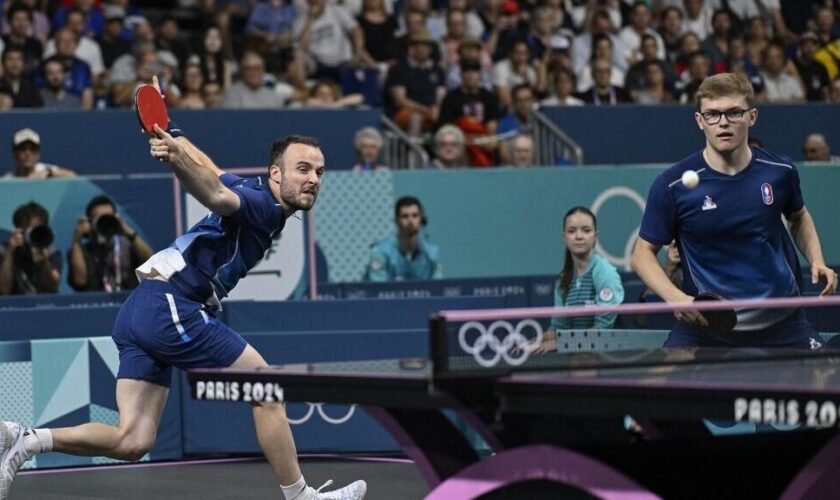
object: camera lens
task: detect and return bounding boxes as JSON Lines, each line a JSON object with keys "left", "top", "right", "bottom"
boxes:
{"left": 95, "top": 214, "right": 120, "bottom": 238}
{"left": 25, "top": 225, "right": 54, "bottom": 249}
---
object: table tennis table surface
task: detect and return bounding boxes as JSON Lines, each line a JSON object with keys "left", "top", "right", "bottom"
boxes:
{"left": 190, "top": 348, "right": 840, "bottom": 420}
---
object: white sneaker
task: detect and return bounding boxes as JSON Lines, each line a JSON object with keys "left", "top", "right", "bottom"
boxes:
{"left": 0, "top": 422, "right": 33, "bottom": 500}
{"left": 300, "top": 479, "right": 367, "bottom": 500}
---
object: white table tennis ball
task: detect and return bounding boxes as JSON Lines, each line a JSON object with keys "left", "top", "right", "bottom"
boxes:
{"left": 681, "top": 170, "right": 699, "bottom": 189}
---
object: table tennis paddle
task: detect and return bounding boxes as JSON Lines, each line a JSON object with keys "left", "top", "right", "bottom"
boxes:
{"left": 694, "top": 292, "right": 737, "bottom": 334}
{"left": 135, "top": 84, "right": 168, "bottom": 137}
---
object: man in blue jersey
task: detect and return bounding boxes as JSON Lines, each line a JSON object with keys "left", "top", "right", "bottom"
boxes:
{"left": 364, "top": 196, "right": 442, "bottom": 282}
{"left": 0, "top": 82, "right": 366, "bottom": 500}
{"left": 631, "top": 72, "right": 837, "bottom": 348}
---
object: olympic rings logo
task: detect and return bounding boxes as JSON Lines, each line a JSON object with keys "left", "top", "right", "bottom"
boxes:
{"left": 590, "top": 186, "right": 646, "bottom": 271}
{"left": 458, "top": 319, "right": 544, "bottom": 367}
{"left": 287, "top": 403, "right": 357, "bottom": 425}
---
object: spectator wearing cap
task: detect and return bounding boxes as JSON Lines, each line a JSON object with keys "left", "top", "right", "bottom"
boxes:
{"left": 96, "top": 5, "right": 131, "bottom": 69}
{"left": 444, "top": 37, "right": 492, "bottom": 90}
{"left": 795, "top": 32, "right": 830, "bottom": 102}
{"left": 0, "top": 45, "right": 42, "bottom": 107}
{"left": 352, "top": 127, "right": 388, "bottom": 171}
{"left": 5, "top": 128, "right": 76, "bottom": 179}
{"left": 386, "top": 29, "right": 446, "bottom": 136}
{"left": 394, "top": 7, "right": 442, "bottom": 63}
{"left": 2, "top": 3, "right": 43, "bottom": 76}
{"left": 438, "top": 57, "right": 500, "bottom": 166}
{"left": 802, "top": 134, "right": 840, "bottom": 163}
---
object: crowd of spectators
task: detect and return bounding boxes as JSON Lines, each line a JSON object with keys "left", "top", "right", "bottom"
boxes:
{"left": 0, "top": 0, "right": 837, "bottom": 167}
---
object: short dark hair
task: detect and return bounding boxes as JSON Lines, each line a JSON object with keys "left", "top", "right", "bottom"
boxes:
{"left": 13, "top": 201, "right": 49, "bottom": 228}
{"left": 394, "top": 196, "right": 423, "bottom": 219}
{"left": 2, "top": 45, "right": 25, "bottom": 62}
{"left": 268, "top": 135, "right": 321, "bottom": 171}
{"left": 511, "top": 83, "right": 533, "bottom": 100}
{"left": 86, "top": 195, "right": 116, "bottom": 219}
{"left": 7, "top": 3, "right": 33, "bottom": 23}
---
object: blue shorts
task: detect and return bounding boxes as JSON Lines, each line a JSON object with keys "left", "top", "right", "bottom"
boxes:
{"left": 664, "top": 308, "right": 824, "bottom": 350}
{"left": 112, "top": 279, "right": 247, "bottom": 387}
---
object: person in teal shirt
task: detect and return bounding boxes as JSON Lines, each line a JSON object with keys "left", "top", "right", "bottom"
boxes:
{"left": 538, "top": 206, "right": 624, "bottom": 352}
{"left": 364, "top": 196, "right": 442, "bottom": 281}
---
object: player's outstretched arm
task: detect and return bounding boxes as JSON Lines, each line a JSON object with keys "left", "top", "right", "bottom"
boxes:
{"left": 788, "top": 207, "right": 838, "bottom": 296}
{"left": 150, "top": 124, "right": 240, "bottom": 216}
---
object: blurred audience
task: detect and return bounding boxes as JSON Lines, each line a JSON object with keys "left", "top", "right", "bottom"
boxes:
{"left": 802, "top": 133, "right": 840, "bottom": 163}
{"left": 508, "top": 133, "right": 535, "bottom": 167}
{"left": 352, "top": 126, "right": 387, "bottom": 171}
{"left": 430, "top": 124, "right": 467, "bottom": 168}
{"left": 0, "top": 45, "right": 42, "bottom": 107}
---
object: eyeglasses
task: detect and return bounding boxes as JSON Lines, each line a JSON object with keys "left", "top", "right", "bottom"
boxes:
{"left": 699, "top": 107, "right": 752, "bottom": 125}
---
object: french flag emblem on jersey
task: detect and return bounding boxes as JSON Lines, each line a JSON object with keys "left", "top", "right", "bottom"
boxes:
{"left": 761, "top": 183, "right": 774, "bottom": 205}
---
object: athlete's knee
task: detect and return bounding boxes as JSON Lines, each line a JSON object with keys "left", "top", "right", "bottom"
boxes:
{"left": 113, "top": 431, "right": 156, "bottom": 461}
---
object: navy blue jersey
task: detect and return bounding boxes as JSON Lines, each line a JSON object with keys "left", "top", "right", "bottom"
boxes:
{"left": 639, "top": 147, "right": 805, "bottom": 329}
{"left": 137, "top": 173, "right": 286, "bottom": 305}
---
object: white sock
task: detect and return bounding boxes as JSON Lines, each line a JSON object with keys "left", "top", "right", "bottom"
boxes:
{"left": 280, "top": 475, "right": 307, "bottom": 500}
{"left": 22, "top": 428, "right": 53, "bottom": 455}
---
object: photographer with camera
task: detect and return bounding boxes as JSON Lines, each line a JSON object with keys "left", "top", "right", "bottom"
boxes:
{"left": 68, "top": 195, "right": 153, "bottom": 292}
{"left": 0, "top": 202, "right": 62, "bottom": 294}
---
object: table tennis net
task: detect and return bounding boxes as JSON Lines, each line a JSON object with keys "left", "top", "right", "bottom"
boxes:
{"left": 430, "top": 295, "right": 840, "bottom": 374}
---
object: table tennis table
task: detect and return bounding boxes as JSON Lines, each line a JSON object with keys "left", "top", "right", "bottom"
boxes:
{"left": 188, "top": 332, "right": 840, "bottom": 499}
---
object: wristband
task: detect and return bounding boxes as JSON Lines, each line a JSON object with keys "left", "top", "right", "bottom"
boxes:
{"left": 167, "top": 121, "right": 185, "bottom": 139}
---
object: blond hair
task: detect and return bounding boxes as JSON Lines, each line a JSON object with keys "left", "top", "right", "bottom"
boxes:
{"left": 695, "top": 73, "right": 755, "bottom": 110}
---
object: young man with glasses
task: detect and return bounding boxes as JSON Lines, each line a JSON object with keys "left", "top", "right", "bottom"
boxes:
{"left": 631, "top": 72, "right": 837, "bottom": 348}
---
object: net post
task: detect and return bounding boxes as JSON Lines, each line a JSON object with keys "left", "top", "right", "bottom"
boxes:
{"left": 429, "top": 313, "right": 448, "bottom": 376}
